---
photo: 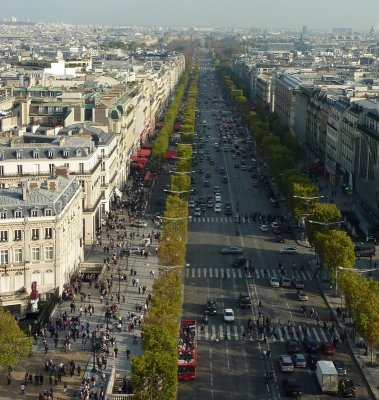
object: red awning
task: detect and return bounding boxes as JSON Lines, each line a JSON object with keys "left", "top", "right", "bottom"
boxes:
{"left": 137, "top": 149, "right": 152, "bottom": 157}
{"left": 164, "top": 150, "right": 178, "bottom": 160}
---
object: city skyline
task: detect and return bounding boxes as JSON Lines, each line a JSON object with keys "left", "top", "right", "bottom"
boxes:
{"left": 2, "top": 0, "right": 379, "bottom": 30}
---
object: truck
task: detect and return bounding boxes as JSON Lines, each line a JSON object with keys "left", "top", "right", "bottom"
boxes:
{"left": 316, "top": 360, "right": 338, "bottom": 394}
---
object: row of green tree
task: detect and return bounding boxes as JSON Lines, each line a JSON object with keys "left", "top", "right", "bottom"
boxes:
{"left": 211, "top": 57, "right": 379, "bottom": 357}
{"left": 131, "top": 59, "right": 198, "bottom": 400}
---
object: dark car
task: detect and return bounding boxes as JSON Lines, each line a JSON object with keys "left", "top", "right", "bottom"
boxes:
{"left": 339, "top": 379, "right": 356, "bottom": 397}
{"left": 282, "top": 378, "right": 302, "bottom": 397}
{"left": 232, "top": 257, "right": 247, "bottom": 268}
{"left": 287, "top": 340, "right": 301, "bottom": 354}
{"left": 307, "top": 354, "right": 321, "bottom": 370}
{"left": 239, "top": 294, "right": 252, "bottom": 309}
{"left": 333, "top": 360, "right": 347, "bottom": 376}
{"left": 303, "top": 336, "right": 319, "bottom": 353}
{"left": 322, "top": 341, "right": 336, "bottom": 355}
{"left": 205, "top": 299, "right": 217, "bottom": 316}
{"left": 222, "top": 176, "right": 228, "bottom": 183}
{"left": 224, "top": 204, "right": 233, "bottom": 215}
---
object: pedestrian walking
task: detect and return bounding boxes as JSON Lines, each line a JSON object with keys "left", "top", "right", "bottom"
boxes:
{"left": 126, "top": 347, "right": 131, "bottom": 359}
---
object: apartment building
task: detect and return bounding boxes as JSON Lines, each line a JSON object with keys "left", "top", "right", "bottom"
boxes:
{"left": 0, "top": 175, "right": 83, "bottom": 314}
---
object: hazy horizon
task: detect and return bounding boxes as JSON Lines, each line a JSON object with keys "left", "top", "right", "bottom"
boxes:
{"left": 1, "top": 0, "right": 379, "bottom": 31}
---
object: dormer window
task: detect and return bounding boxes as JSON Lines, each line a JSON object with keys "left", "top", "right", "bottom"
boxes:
{"left": 63, "top": 149, "right": 69, "bottom": 158}
{"left": 31, "top": 209, "right": 38, "bottom": 217}
{"left": 45, "top": 208, "right": 52, "bottom": 217}
{"left": 0, "top": 211, "right": 7, "bottom": 219}
{"left": 16, "top": 150, "right": 23, "bottom": 159}
{"left": 0, "top": 151, "right": 4, "bottom": 160}
{"left": 33, "top": 149, "right": 39, "bottom": 159}
{"left": 14, "top": 210, "right": 22, "bottom": 218}
{"left": 76, "top": 149, "right": 82, "bottom": 157}
{"left": 48, "top": 149, "right": 54, "bottom": 158}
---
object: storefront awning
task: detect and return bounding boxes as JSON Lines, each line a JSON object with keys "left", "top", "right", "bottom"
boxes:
{"left": 137, "top": 149, "right": 152, "bottom": 157}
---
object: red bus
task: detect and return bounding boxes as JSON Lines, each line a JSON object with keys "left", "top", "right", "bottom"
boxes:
{"left": 178, "top": 320, "right": 197, "bottom": 381}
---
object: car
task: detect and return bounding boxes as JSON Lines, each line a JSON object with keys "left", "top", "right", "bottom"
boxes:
{"left": 215, "top": 195, "right": 222, "bottom": 203}
{"left": 205, "top": 171, "right": 211, "bottom": 178}
{"left": 190, "top": 177, "right": 196, "bottom": 185}
{"left": 204, "top": 180, "right": 210, "bottom": 187}
{"left": 189, "top": 200, "right": 195, "bottom": 208}
{"left": 241, "top": 165, "right": 246, "bottom": 171}
{"left": 234, "top": 163, "right": 240, "bottom": 168}
{"left": 277, "top": 235, "right": 285, "bottom": 243}
{"left": 209, "top": 159, "right": 215, "bottom": 165}
{"left": 287, "top": 340, "right": 301, "bottom": 354}
{"left": 219, "top": 167, "right": 225, "bottom": 174}
{"left": 280, "top": 246, "right": 298, "bottom": 254}
{"left": 231, "top": 257, "right": 247, "bottom": 268}
{"left": 129, "top": 246, "right": 141, "bottom": 254}
{"left": 281, "top": 277, "right": 291, "bottom": 287}
{"left": 223, "top": 146, "right": 228, "bottom": 152}
{"left": 214, "top": 204, "right": 222, "bottom": 213}
{"left": 322, "top": 342, "right": 336, "bottom": 355}
{"left": 282, "top": 378, "right": 302, "bottom": 397}
{"left": 194, "top": 208, "right": 201, "bottom": 216}
{"left": 131, "top": 220, "right": 148, "bottom": 228}
{"left": 292, "top": 353, "right": 307, "bottom": 368}
{"left": 271, "top": 221, "right": 280, "bottom": 229}
{"left": 221, "top": 247, "right": 243, "bottom": 255}
{"left": 232, "top": 154, "right": 237, "bottom": 159}
{"left": 197, "top": 168, "right": 203, "bottom": 174}
{"left": 260, "top": 224, "right": 269, "bottom": 232}
{"left": 333, "top": 360, "right": 347, "bottom": 376}
{"left": 293, "top": 279, "right": 305, "bottom": 289}
{"left": 269, "top": 276, "right": 280, "bottom": 288}
{"left": 297, "top": 290, "right": 308, "bottom": 301}
{"left": 278, "top": 355, "right": 294, "bottom": 372}
{"left": 339, "top": 379, "right": 356, "bottom": 397}
{"left": 221, "top": 176, "right": 228, "bottom": 183}
{"left": 213, "top": 185, "right": 220, "bottom": 193}
{"left": 307, "top": 354, "right": 321, "bottom": 370}
{"left": 224, "top": 204, "right": 233, "bottom": 215}
{"left": 272, "top": 226, "right": 281, "bottom": 234}
{"left": 252, "top": 180, "right": 259, "bottom": 188}
{"left": 223, "top": 308, "right": 235, "bottom": 322}
{"left": 239, "top": 294, "right": 252, "bottom": 309}
{"left": 303, "top": 336, "right": 319, "bottom": 353}
{"left": 205, "top": 299, "right": 217, "bottom": 315}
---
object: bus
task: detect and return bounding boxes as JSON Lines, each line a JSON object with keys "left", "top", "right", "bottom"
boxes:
{"left": 178, "top": 320, "right": 197, "bottom": 381}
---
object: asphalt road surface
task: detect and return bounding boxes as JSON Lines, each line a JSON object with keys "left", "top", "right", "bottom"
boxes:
{"left": 178, "top": 51, "right": 371, "bottom": 400}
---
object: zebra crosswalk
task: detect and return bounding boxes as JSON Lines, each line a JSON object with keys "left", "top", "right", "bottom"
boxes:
{"left": 197, "top": 323, "right": 340, "bottom": 343}
{"left": 185, "top": 267, "right": 312, "bottom": 281}
{"left": 190, "top": 216, "right": 234, "bottom": 223}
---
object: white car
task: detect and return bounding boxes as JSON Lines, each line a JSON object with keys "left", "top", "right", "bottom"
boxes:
{"left": 215, "top": 195, "right": 222, "bottom": 203}
{"left": 292, "top": 353, "right": 307, "bottom": 368}
{"left": 223, "top": 308, "right": 235, "bottom": 323}
{"left": 269, "top": 276, "right": 280, "bottom": 288}
{"left": 129, "top": 246, "right": 141, "bottom": 254}
{"left": 279, "top": 355, "right": 294, "bottom": 372}
{"left": 189, "top": 200, "right": 195, "bottom": 208}
{"left": 280, "top": 246, "right": 298, "bottom": 254}
{"left": 271, "top": 221, "right": 280, "bottom": 229}
{"left": 281, "top": 277, "right": 291, "bottom": 287}
{"left": 260, "top": 224, "right": 269, "bottom": 232}
{"left": 132, "top": 220, "right": 147, "bottom": 228}
{"left": 194, "top": 208, "right": 201, "bottom": 216}
{"left": 214, "top": 204, "right": 222, "bottom": 213}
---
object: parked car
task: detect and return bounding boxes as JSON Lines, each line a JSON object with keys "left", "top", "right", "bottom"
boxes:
{"left": 194, "top": 208, "right": 201, "bottom": 217}
{"left": 214, "top": 204, "right": 222, "bottom": 213}
{"left": 281, "top": 277, "right": 291, "bottom": 287}
{"left": 297, "top": 290, "right": 308, "bottom": 301}
{"left": 322, "top": 342, "right": 336, "bottom": 355}
{"left": 260, "top": 224, "right": 269, "bottom": 232}
{"left": 303, "top": 336, "right": 319, "bottom": 353}
{"left": 293, "top": 279, "right": 305, "bottom": 289}
{"left": 223, "top": 308, "right": 235, "bottom": 322}
{"left": 222, "top": 176, "right": 228, "bottom": 183}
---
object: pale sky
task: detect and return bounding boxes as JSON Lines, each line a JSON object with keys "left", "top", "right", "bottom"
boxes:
{"left": 1, "top": 0, "right": 378, "bottom": 30}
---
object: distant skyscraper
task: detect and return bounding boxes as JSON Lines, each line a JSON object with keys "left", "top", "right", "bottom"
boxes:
{"left": 302, "top": 25, "right": 308, "bottom": 34}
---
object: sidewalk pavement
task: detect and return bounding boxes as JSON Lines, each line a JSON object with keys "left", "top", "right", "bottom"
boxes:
{"left": 0, "top": 213, "right": 160, "bottom": 400}
{"left": 309, "top": 259, "right": 379, "bottom": 400}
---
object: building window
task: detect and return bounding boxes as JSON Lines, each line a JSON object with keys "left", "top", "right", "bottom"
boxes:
{"left": 33, "top": 150, "right": 39, "bottom": 159}
{"left": 31, "top": 210, "right": 38, "bottom": 217}
{"left": 14, "top": 249, "right": 23, "bottom": 263}
{"left": 14, "top": 229, "right": 22, "bottom": 241}
{"left": 0, "top": 151, "right": 3, "bottom": 160}
{"left": 45, "top": 209, "right": 52, "bottom": 217}
{"left": 31, "top": 228, "right": 39, "bottom": 240}
{"left": 45, "top": 227, "right": 53, "bottom": 239}
{"left": 44, "top": 246, "right": 54, "bottom": 260}
{"left": 63, "top": 150, "right": 69, "bottom": 158}
{"left": 0, "top": 165, "right": 4, "bottom": 176}
{"left": 48, "top": 150, "right": 54, "bottom": 158}
{"left": 0, "top": 230, "right": 8, "bottom": 242}
{"left": 14, "top": 210, "right": 22, "bottom": 218}
{"left": 31, "top": 247, "right": 40, "bottom": 261}
{"left": 17, "top": 165, "right": 23, "bottom": 175}
{"left": 79, "top": 163, "right": 84, "bottom": 173}
{"left": 0, "top": 211, "right": 6, "bottom": 219}
{"left": 31, "top": 270, "right": 41, "bottom": 285}
{"left": 49, "top": 164, "right": 55, "bottom": 174}
{"left": 45, "top": 269, "right": 54, "bottom": 285}
{"left": 0, "top": 249, "right": 9, "bottom": 264}
{"left": 16, "top": 151, "right": 23, "bottom": 159}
